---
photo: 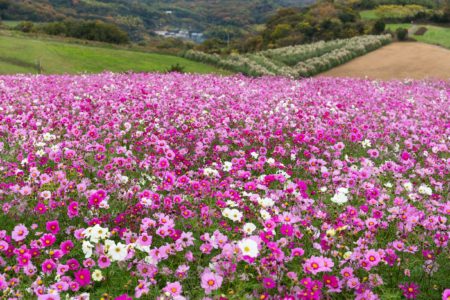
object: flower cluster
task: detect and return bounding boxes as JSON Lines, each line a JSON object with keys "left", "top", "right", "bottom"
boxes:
{"left": 185, "top": 35, "right": 392, "bottom": 77}
{"left": 0, "top": 73, "right": 448, "bottom": 299}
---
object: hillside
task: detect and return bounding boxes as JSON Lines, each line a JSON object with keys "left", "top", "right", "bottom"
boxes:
{"left": 0, "top": 33, "right": 226, "bottom": 74}
{"left": 0, "top": 0, "right": 314, "bottom": 39}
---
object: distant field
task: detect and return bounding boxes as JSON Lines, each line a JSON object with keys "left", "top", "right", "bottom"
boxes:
{"left": 360, "top": 10, "right": 379, "bottom": 20}
{"left": 1, "top": 20, "right": 24, "bottom": 28}
{"left": 0, "top": 35, "right": 227, "bottom": 75}
{"left": 387, "top": 23, "right": 450, "bottom": 48}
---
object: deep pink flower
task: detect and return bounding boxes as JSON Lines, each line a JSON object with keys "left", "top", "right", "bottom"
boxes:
{"left": 74, "top": 268, "right": 91, "bottom": 287}
{"left": 46, "top": 220, "right": 60, "bottom": 234}
{"left": 263, "top": 277, "right": 276, "bottom": 289}
{"left": 41, "top": 259, "right": 56, "bottom": 274}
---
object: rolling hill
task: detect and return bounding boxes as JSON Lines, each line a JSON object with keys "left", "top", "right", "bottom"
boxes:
{"left": 0, "top": 33, "right": 227, "bottom": 74}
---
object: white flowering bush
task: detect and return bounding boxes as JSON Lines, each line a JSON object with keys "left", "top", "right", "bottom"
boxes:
{"left": 184, "top": 35, "right": 392, "bottom": 77}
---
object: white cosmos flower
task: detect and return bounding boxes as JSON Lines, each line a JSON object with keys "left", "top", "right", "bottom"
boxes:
{"left": 238, "top": 238, "right": 259, "bottom": 258}
{"left": 226, "top": 200, "right": 238, "bottom": 207}
{"left": 258, "top": 197, "right": 274, "bottom": 208}
{"left": 92, "top": 269, "right": 104, "bottom": 281}
{"left": 83, "top": 224, "right": 109, "bottom": 243}
{"left": 107, "top": 242, "right": 128, "bottom": 261}
{"left": 260, "top": 209, "right": 271, "bottom": 220}
{"left": 36, "top": 149, "right": 46, "bottom": 157}
{"left": 361, "top": 139, "right": 372, "bottom": 148}
{"left": 243, "top": 223, "right": 256, "bottom": 234}
{"left": 331, "top": 187, "right": 349, "bottom": 205}
{"left": 222, "top": 161, "right": 233, "bottom": 172}
{"left": 418, "top": 184, "right": 432, "bottom": 196}
{"left": 403, "top": 181, "right": 413, "bottom": 192}
{"left": 82, "top": 241, "right": 93, "bottom": 258}
{"left": 222, "top": 208, "right": 243, "bottom": 222}
{"left": 140, "top": 197, "right": 153, "bottom": 207}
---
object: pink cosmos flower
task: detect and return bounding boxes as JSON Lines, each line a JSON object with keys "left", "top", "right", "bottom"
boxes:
{"left": 46, "top": 220, "right": 60, "bottom": 234}
{"left": 263, "top": 277, "right": 276, "bottom": 289}
{"left": 41, "top": 233, "right": 56, "bottom": 247}
{"left": 11, "top": 224, "right": 28, "bottom": 242}
{"left": 98, "top": 255, "right": 111, "bottom": 269}
{"left": 74, "top": 268, "right": 91, "bottom": 287}
{"left": 60, "top": 240, "right": 74, "bottom": 254}
{"left": 201, "top": 270, "right": 223, "bottom": 294}
{"left": 41, "top": 259, "right": 57, "bottom": 274}
{"left": 68, "top": 201, "right": 79, "bottom": 218}
{"left": 399, "top": 282, "right": 420, "bottom": 299}
{"left": 135, "top": 280, "right": 150, "bottom": 298}
{"left": 163, "top": 281, "right": 183, "bottom": 297}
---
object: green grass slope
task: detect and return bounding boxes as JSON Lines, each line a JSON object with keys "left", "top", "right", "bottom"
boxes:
{"left": 0, "top": 35, "right": 226, "bottom": 75}
{"left": 387, "top": 23, "right": 450, "bottom": 49}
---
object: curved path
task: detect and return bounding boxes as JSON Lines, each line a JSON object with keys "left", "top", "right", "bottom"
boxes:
{"left": 320, "top": 42, "right": 450, "bottom": 80}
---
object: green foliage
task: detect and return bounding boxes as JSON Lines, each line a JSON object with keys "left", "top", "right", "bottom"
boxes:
{"left": 165, "top": 63, "right": 186, "bottom": 73}
{"left": 233, "top": 2, "right": 366, "bottom": 52}
{"left": 374, "top": 4, "right": 429, "bottom": 20}
{"left": 15, "top": 21, "right": 35, "bottom": 33}
{"left": 372, "top": 20, "right": 386, "bottom": 34}
{"left": 395, "top": 27, "right": 408, "bottom": 40}
{"left": 38, "top": 20, "right": 129, "bottom": 44}
{"left": 387, "top": 23, "right": 450, "bottom": 48}
{"left": 354, "top": 0, "right": 437, "bottom": 9}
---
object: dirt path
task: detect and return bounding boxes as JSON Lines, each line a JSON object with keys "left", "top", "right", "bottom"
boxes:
{"left": 320, "top": 42, "right": 450, "bottom": 80}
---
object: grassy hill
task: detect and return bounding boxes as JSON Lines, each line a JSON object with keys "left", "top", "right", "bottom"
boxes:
{"left": 387, "top": 23, "right": 450, "bottom": 48}
{"left": 0, "top": 34, "right": 227, "bottom": 75}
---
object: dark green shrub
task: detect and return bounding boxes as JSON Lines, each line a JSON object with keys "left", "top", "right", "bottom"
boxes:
{"left": 15, "top": 21, "right": 35, "bottom": 33}
{"left": 372, "top": 20, "right": 386, "bottom": 34}
{"left": 166, "top": 63, "right": 186, "bottom": 73}
{"left": 396, "top": 27, "right": 408, "bottom": 41}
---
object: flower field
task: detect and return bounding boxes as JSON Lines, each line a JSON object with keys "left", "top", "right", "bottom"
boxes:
{"left": 0, "top": 73, "right": 449, "bottom": 300}
{"left": 184, "top": 35, "right": 392, "bottom": 78}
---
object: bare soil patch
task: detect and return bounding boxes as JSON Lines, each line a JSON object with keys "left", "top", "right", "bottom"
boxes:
{"left": 320, "top": 42, "right": 450, "bottom": 80}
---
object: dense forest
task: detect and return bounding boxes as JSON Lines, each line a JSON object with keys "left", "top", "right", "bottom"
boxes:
{"left": 0, "top": 0, "right": 314, "bottom": 37}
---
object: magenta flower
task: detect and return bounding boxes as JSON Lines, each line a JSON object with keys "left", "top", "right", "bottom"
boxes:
{"left": 399, "top": 282, "right": 420, "bottom": 299}
{"left": 263, "top": 277, "right": 276, "bottom": 289}
{"left": 41, "top": 259, "right": 57, "bottom": 274}
{"left": 40, "top": 233, "right": 56, "bottom": 247}
{"left": 114, "top": 295, "right": 132, "bottom": 300}
{"left": 67, "top": 201, "right": 79, "bottom": 218}
{"left": 74, "top": 268, "right": 91, "bottom": 287}
{"left": 46, "top": 220, "right": 60, "bottom": 234}
{"left": 60, "top": 240, "right": 74, "bottom": 254}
